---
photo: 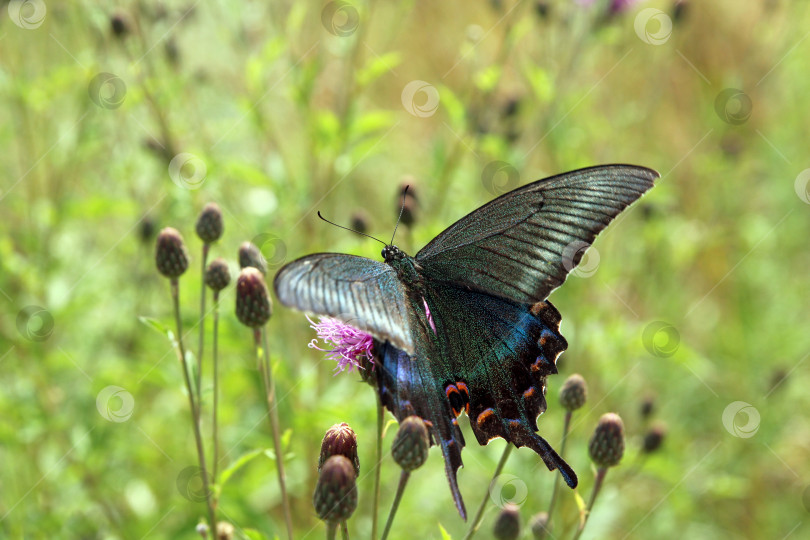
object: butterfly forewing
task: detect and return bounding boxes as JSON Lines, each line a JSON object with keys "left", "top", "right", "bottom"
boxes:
{"left": 416, "top": 164, "right": 658, "bottom": 303}
{"left": 273, "top": 253, "right": 415, "bottom": 352}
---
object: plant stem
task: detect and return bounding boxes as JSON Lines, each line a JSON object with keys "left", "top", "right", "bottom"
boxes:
{"left": 380, "top": 471, "right": 411, "bottom": 540}
{"left": 340, "top": 521, "right": 350, "bottom": 540}
{"left": 371, "top": 394, "right": 384, "bottom": 540}
{"left": 197, "top": 243, "right": 209, "bottom": 402}
{"left": 171, "top": 278, "right": 216, "bottom": 533}
{"left": 257, "top": 327, "right": 294, "bottom": 540}
{"left": 544, "top": 410, "right": 573, "bottom": 534}
{"left": 463, "top": 443, "right": 514, "bottom": 540}
{"left": 571, "top": 468, "right": 608, "bottom": 540}
{"left": 326, "top": 522, "right": 337, "bottom": 540}
{"left": 211, "top": 289, "right": 221, "bottom": 483}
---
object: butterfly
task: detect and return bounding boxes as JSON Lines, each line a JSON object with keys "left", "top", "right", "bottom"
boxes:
{"left": 274, "top": 164, "right": 657, "bottom": 519}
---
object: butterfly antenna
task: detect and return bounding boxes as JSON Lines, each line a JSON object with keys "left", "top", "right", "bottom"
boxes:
{"left": 390, "top": 185, "right": 409, "bottom": 245}
{"left": 317, "top": 211, "right": 387, "bottom": 246}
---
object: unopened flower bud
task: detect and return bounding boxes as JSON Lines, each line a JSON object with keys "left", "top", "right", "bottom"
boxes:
{"left": 589, "top": 413, "right": 625, "bottom": 469}
{"left": 110, "top": 12, "right": 130, "bottom": 39}
{"left": 155, "top": 227, "right": 189, "bottom": 278}
{"left": 392, "top": 416, "right": 429, "bottom": 472}
{"left": 493, "top": 503, "right": 521, "bottom": 540}
{"left": 530, "top": 512, "right": 550, "bottom": 539}
{"left": 640, "top": 395, "right": 655, "bottom": 420}
{"left": 195, "top": 203, "right": 224, "bottom": 244}
{"left": 319, "top": 423, "right": 359, "bottom": 475}
{"left": 238, "top": 241, "right": 267, "bottom": 275}
{"left": 205, "top": 258, "right": 231, "bottom": 291}
{"left": 313, "top": 455, "right": 358, "bottom": 523}
{"left": 235, "top": 268, "right": 272, "bottom": 327}
{"left": 216, "top": 521, "right": 235, "bottom": 540}
{"left": 642, "top": 423, "right": 666, "bottom": 454}
{"left": 559, "top": 373, "right": 587, "bottom": 412}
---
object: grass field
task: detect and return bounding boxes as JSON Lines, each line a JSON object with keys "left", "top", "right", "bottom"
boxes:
{"left": 2, "top": 0, "right": 810, "bottom": 538}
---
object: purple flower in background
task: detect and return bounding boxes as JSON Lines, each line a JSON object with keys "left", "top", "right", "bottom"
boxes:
{"left": 308, "top": 316, "right": 375, "bottom": 374}
{"left": 609, "top": 0, "right": 640, "bottom": 14}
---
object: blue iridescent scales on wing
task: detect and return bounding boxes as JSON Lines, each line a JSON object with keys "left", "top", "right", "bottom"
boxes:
{"left": 274, "top": 164, "right": 658, "bottom": 519}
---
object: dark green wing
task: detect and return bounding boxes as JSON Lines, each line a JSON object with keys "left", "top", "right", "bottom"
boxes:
{"left": 416, "top": 164, "right": 658, "bottom": 302}
{"left": 273, "top": 253, "right": 415, "bottom": 353}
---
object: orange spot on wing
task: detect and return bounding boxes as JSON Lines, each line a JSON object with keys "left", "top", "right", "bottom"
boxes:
{"left": 523, "top": 387, "right": 536, "bottom": 400}
{"left": 476, "top": 408, "right": 496, "bottom": 428}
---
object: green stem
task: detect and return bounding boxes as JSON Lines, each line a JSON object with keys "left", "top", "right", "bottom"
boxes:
{"left": 572, "top": 468, "right": 608, "bottom": 540}
{"left": 371, "top": 394, "right": 384, "bottom": 540}
{"left": 544, "top": 410, "right": 573, "bottom": 534}
{"left": 257, "top": 328, "right": 294, "bottom": 540}
{"left": 463, "top": 443, "right": 514, "bottom": 540}
{"left": 171, "top": 279, "right": 216, "bottom": 533}
{"left": 380, "top": 471, "right": 411, "bottom": 540}
{"left": 197, "top": 243, "right": 209, "bottom": 402}
{"left": 326, "top": 522, "right": 337, "bottom": 540}
{"left": 340, "top": 521, "right": 350, "bottom": 540}
{"left": 211, "top": 290, "right": 220, "bottom": 483}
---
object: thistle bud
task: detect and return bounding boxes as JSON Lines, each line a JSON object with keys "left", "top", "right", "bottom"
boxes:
{"left": 140, "top": 216, "right": 156, "bottom": 244}
{"left": 155, "top": 227, "right": 189, "bottom": 278}
{"left": 238, "top": 241, "right": 267, "bottom": 275}
{"left": 205, "top": 258, "right": 231, "bottom": 291}
{"left": 313, "top": 455, "right": 358, "bottom": 523}
{"left": 493, "top": 503, "right": 521, "bottom": 540}
{"left": 216, "top": 521, "right": 235, "bottom": 540}
{"left": 391, "top": 416, "right": 429, "bottom": 472}
{"left": 235, "top": 268, "right": 272, "bottom": 327}
{"left": 530, "top": 512, "right": 550, "bottom": 539}
{"left": 640, "top": 395, "right": 655, "bottom": 420}
{"left": 350, "top": 211, "right": 369, "bottom": 236}
{"left": 589, "top": 413, "right": 625, "bottom": 469}
{"left": 642, "top": 423, "right": 666, "bottom": 454}
{"left": 110, "top": 12, "right": 130, "bottom": 39}
{"left": 195, "top": 203, "right": 224, "bottom": 244}
{"left": 319, "top": 423, "right": 360, "bottom": 475}
{"left": 559, "top": 373, "right": 587, "bottom": 412}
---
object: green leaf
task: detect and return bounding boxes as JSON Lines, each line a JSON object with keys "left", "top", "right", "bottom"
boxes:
{"left": 219, "top": 448, "right": 265, "bottom": 487}
{"left": 242, "top": 528, "right": 268, "bottom": 540}
{"left": 439, "top": 523, "right": 452, "bottom": 540}
{"left": 382, "top": 418, "right": 399, "bottom": 438}
{"left": 138, "top": 316, "right": 169, "bottom": 337}
{"left": 357, "top": 51, "right": 403, "bottom": 88}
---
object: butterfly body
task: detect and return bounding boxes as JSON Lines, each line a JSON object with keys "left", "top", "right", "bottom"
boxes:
{"left": 274, "top": 165, "right": 659, "bottom": 519}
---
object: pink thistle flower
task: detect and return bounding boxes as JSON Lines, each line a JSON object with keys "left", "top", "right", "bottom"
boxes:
{"left": 307, "top": 316, "right": 375, "bottom": 374}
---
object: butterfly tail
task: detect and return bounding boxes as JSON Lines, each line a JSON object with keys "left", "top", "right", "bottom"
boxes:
{"left": 526, "top": 432, "right": 578, "bottom": 488}
{"left": 438, "top": 438, "right": 467, "bottom": 520}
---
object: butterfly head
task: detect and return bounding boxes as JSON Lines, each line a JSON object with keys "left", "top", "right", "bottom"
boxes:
{"left": 381, "top": 244, "right": 405, "bottom": 262}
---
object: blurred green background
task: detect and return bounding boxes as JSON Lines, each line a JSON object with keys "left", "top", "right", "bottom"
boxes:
{"left": 2, "top": 0, "right": 809, "bottom": 538}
